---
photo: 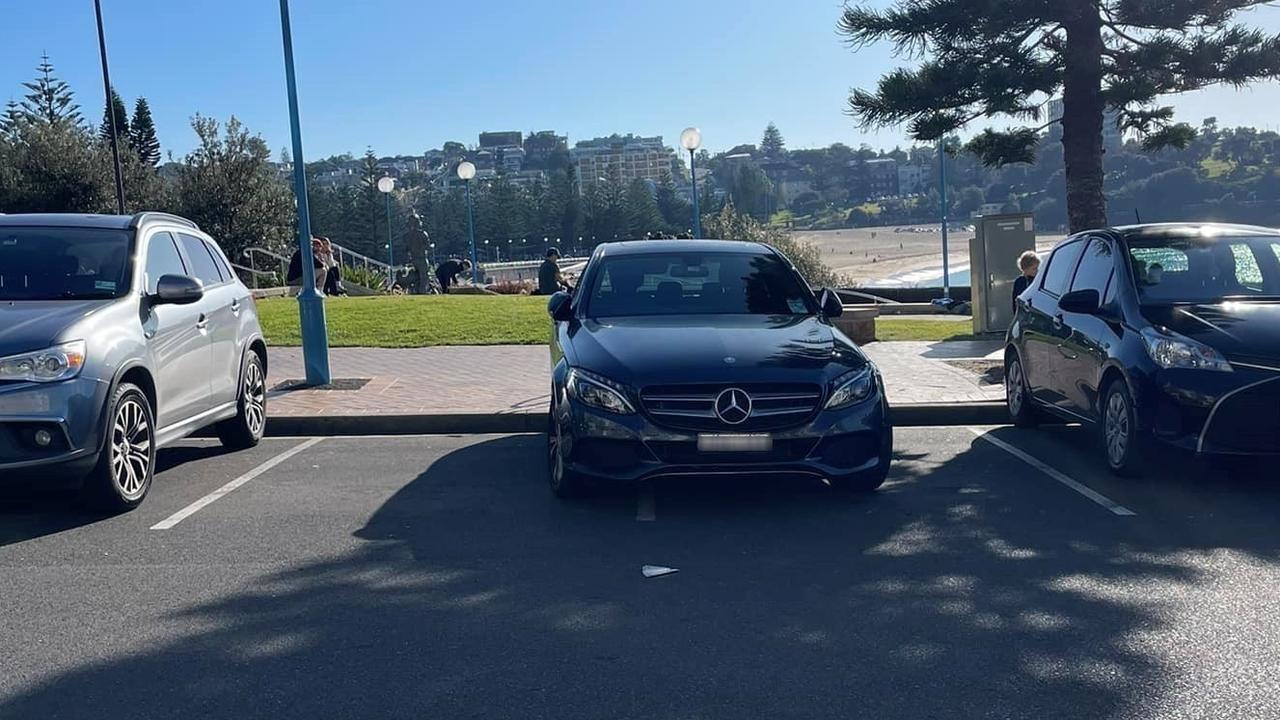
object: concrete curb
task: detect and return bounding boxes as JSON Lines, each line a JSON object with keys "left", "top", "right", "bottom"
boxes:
{"left": 264, "top": 402, "right": 1009, "bottom": 437}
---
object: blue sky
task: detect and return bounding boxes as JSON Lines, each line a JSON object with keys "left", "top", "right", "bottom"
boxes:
{"left": 3, "top": 1, "right": 1279, "bottom": 161}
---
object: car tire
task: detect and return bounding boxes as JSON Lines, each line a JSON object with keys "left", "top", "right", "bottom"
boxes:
{"left": 832, "top": 425, "right": 893, "bottom": 492}
{"left": 1102, "top": 379, "right": 1145, "bottom": 477}
{"left": 1005, "top": 351, "right": 1039, "bottom": 428}
{"left": 84, "top": 382, "right": 156, "bottom": 512}
{"left": 216, "top": 352, "right": 267, "bottom": 450}
{"left": 547, "top": 402, "right": 587, "bottom": 498}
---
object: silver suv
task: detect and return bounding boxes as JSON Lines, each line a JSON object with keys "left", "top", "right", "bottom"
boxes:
{"left": 0, "top": 213, "right": 268, "bottom": 511}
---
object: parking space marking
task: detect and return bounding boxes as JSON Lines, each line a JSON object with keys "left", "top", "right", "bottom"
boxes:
{"left": 636, "top": 484, "right": 656, "bottom": 522}
{"left": 967, "top": 428, "right": 1136, "bottom": 517}
{"left": 150, "top": 438, "right": 325, "bottom": 530}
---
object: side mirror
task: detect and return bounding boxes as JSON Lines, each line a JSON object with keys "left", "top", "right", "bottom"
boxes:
{"left": 547, "top": 291, "right": 574, "bottom": 322}
{"left": 820, "top": 289, "right": 844, "bottom": 318}
{"left": 1058, "top": 288, "right": 1101, "bottom": 315}
{"left": 154, "top": 274, "right": 204, "bottom": 306}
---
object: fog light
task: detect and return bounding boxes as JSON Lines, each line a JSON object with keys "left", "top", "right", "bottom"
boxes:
{"left": 33, "top": 429, "right": 53, "bottom": 447}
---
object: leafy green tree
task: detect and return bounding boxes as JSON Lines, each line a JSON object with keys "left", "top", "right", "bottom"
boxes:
{"left": 129, "top": 97, "right": 161, "bottom": 166}
{"left": 1, "top": 100, "right": 25, "bottom": 139}
{"left": 761, "top": 123, "right": 786, "bottom": 159}
{"left": 729, "top": 163, "right": 775, "bottom": 219}
{"left": 175, "top": 115, "right": 294, "bottom": 259}
{"left": 21, "top": 55, "right": 82, "bottom": 128}
{"left": 0, "top": 119, "right": 109, "bottom": 213}
{"left": 702, "top": 204, "right": 838, "bottom": 287}
{"left": 100, "top": 88, "right": 129, "bottom": 145}
{"left": 624, "top": 178, "right": 664, "bottom": 238}
{"left": 655, "top": 169, "right": 690, "bottom": 231}
{"left": 839, "top": 0, "right": 1280, "bottom": 232}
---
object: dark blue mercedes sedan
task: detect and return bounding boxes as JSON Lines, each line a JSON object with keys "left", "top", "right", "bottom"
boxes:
{"left": 1006, "top": 223, "right": 1280, "bottom": 476}
{"left": 544, "top": 240, "right": 892, "bottom": 498}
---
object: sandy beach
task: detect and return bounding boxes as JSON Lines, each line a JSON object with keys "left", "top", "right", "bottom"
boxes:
{"left": 792, "top": 225, "right": 1065, "bottom": 287}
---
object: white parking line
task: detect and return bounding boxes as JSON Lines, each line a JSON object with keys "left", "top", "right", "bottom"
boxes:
{"left": 967, "top": 428, "right": 1136, "bottom": 517}
{"left": 150, "top": 438, "right": 325, "bottom": 530}
{"left": 636, "top": 484, "right": 656, "bottom": 522}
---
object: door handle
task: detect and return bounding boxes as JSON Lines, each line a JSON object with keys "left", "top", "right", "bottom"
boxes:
{"left": 1052, "top": 313, "right": 1064, "bottom": 330}
{"left": 230, "top": 300, "right": 241, "bottom": 314}
{"left": 196, "top": 314, "right": 209, "bottom": 331}
{"left": 1057, "top": 344, "right": 1078, "bottom": 360}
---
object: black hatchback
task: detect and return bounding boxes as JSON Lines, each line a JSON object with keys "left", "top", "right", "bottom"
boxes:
{"left": 1005, "top": 223, "right": 1280, "bottom": 475}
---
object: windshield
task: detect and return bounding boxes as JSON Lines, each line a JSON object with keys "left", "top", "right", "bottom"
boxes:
{"left": 0, "top": 227, "right": 133, "bottom": 301}
{"left": 584, "top": 251, "right": 816, "bottom": 318}
{"left": 1128, "top": 235, "right": 1280, "bottom": 304}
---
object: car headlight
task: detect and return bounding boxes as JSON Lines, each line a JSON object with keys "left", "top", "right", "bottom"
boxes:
{"left": 825, "top": 365, "right": 877, "bottom": 410}
{"left": 0, "top": 341, "right": 88, "bottom": 383}
{"left": 1140, "top": 327, "right": 1232, "bottom": 372}
{"left": 567, "top": 368, "right": 636, "bottom": 414}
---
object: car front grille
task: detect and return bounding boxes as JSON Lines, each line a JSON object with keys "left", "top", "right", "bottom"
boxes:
{"left": 639, "top": 383, "right": 823, "bottom": 432}
{"left": 1201, "top": 377, "right": 1280, "bottom": 454}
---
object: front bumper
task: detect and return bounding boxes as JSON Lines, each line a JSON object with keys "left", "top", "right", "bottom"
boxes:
{"left": 556, "top": 392, "right": 891, "bottom": 483}
{"left": 0, "top": 376, "right": 110, "bottom": 478}
{"left": 1138, "top": 366, "right": 1280, "bottom": 456}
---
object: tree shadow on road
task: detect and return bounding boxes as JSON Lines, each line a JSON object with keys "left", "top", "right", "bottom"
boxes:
{"left": 2, "top": 432, "right": 1276, "bottom": 718}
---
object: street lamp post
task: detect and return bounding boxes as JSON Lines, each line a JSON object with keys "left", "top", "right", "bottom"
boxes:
{"left": 277, "top": 0, "right": 329, "bottom": 385}
{"left": 681, "top": 127, "right": 703, "bottom": 238}
{"left": 378, "top": 176, "right": 395, "bottom": 286}
{"left": 93, "top": 0, "right": 125, "bottom": 215}
{"left": 938, "top": 140, "right": 951, "bottom": 300}
{"left": 457, "top": 161, "right": 480, "bottom": 282}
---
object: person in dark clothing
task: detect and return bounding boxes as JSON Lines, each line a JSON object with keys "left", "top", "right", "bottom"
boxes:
{"left": 1012, "top": 250, "right": 1041, "bottom": 310}
{"left": 287, "top": 238, "right": 327, "bottom": 290}
{"left": 537, "top": 247, "right": 570, "bottom": 295}
{"left": 435, "top": 258, "right": 472, "bottom": 294}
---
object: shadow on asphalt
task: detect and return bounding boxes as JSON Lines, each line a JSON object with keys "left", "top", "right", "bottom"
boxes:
{"left": 0, "top": 443, "right": 241, "bottom": 547}
{"left": 3, "top": 433, "right": 1279, "bottom": 718}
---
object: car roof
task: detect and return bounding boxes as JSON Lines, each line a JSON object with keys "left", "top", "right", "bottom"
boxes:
{"left": 0, "top": 213, "right": 136, "bottom": 230}
{"left": 0, "top": 212, "right": 200, "bottom": 232}
{"left": 596, "top": 239, "right": 772, "bottom": 257}
{"left": 1110, "top": 222, "right": 1279, "bottom": 241}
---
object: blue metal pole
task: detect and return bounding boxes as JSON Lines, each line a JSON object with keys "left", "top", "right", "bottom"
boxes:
{"left": 384, "top": 192, "right": 394, "bottom": 286}
{"left": 278, "top": 0, "right": 330, "bottom": 385}
{"left": 465, "top": 180, "right": 479, "bottom": 282}
{"left": 939, "top": 140, "right": 951, "bottom": 300}
{"left": 689, "top": 149, "right": 702, "bottom": 238}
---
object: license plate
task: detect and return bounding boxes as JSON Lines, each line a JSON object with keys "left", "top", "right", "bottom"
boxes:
{"left": 697, "top": 434, "right": 773, "bottom": 453}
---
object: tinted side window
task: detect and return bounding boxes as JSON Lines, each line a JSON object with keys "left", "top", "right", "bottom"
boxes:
{"left": 178, "top": 233, "right": 223, "bottom": 286}
{"left": 1070, "top": 238, "right": 1115, "bottom": 295}
{"left": 1041, "top": 240, "right": 1085, "bottom": 296}
{"left": 144, "top": 232, "right": 188, "bottom": 294}
{"left": 205, "top": 240, "right": 233, "bottom": 283}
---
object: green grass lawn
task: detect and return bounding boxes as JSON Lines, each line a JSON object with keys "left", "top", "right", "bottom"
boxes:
{"left": 257, "top": 295, "right": 981, "bottom": 347}
{"left": 257, "top": 295, "right": 550, "bottom": 347}
{"left": 873, "top": 318, "right": 984, "bottom": 342}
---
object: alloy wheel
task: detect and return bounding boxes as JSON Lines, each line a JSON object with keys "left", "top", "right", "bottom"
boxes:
{"left": 548, "top": 413, "right": 565, "bottom": 488}
{"left": 245, "top": 360, "right": 267, "bottom": 437}
{"left": 1105, "top": 391, "right": 1130, "bottom": 467}
{"left": 1007, "top": 360, "right": 1025, "bottom": 416}
{"left": 110, "top": 397, "right": 151, "bottom": 499}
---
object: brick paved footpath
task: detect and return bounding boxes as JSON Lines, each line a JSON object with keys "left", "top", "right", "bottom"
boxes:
{"left": 264, "top": 340, "right": 1004, "bottom": 419}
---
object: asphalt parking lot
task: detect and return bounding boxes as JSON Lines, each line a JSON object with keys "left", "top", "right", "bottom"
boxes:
{"left": 2, "top": 427, "right": 1279, "bottom": 719}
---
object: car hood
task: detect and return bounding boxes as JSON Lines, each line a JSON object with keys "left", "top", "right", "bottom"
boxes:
{"left": 1142, "top": 301, "right": 1280, "bottom": 366}
{"left": 565, "top": 314, "right": 867, "bottom": 388}
{"left": 0, "top": 300, "right": 113, "bottom": 356}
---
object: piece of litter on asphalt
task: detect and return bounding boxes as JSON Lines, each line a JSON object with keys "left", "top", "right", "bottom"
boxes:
{"left": 642, "top": 565, "right": 679, "bottom": 578}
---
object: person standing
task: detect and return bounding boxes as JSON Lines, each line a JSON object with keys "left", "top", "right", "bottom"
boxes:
{"left": 406, "top": 210, "right": 432, "bottom": 295}
{"left": 538, "top": 247, "right": 570, "bottom": 295}
{"left": 1013, "top": 250, "right": 1040, "bottom": 310}
{"left": 435, "top": 258, "right": 472, "bottom": 294}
